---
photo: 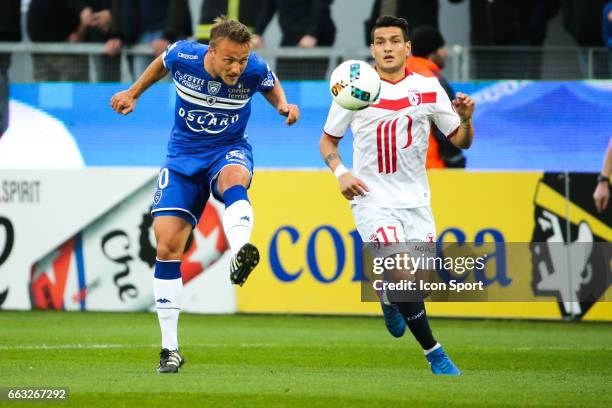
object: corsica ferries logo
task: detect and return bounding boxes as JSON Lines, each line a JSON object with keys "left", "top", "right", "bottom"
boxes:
{"left": 530, "top": 173, "right": 612, "bottom": 319}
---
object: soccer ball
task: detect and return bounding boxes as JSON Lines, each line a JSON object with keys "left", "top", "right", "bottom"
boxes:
{"left": 329, "top": 60, "right": 381, "bottom": 110}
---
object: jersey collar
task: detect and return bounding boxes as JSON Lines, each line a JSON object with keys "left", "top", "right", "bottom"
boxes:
{"left": 376, "top": 66, "right": 413, "bottom": 85}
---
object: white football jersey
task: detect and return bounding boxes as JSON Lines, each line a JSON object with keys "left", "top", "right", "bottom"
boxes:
{"left": 324, "top": 70, "right": 460, "bottom": 208}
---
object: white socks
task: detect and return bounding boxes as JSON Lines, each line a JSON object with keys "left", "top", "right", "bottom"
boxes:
{"left": 424, "top": 342, "right": 442, "bottom": 355}
{"left": 223, "top": 199, "right": 253, "bottom": 255}
{"left": 153, "top": 276, "right": 183, "bottom": 350}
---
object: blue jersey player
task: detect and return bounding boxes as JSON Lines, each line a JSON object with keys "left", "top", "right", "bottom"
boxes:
{"left": 110, "top": 18, "right": 299, "bottom": 373}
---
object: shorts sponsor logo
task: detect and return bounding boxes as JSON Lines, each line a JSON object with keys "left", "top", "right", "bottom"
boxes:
{"left": 178, "top": 107, "right": 239, "bottom": 134}
{"left": 226, "top": 150, "right": 246, "bottom": 160}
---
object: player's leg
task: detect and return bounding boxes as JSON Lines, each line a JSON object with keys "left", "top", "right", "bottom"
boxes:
{"left": 215, "top": 164, "right": 259, "bottom": 285}
{"left": 397, "top": 207, "right": 460, "bottom": 375}
{"left": 208, "top": 145, "right": 258, "bottom": 285}
{"left": 150, "top": 164, "right": 206, "bottom": 373}
{"left": 217, "top": 164, "right": 253, "bottom": 255}
{"left": 351, "top": 204, "right": 406, "bottom": 338}
{"left": 152, "top": 215, "right": 191, "bottom": 373}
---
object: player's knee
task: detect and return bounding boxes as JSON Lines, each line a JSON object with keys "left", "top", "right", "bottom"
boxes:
{"left": 219, "top": 170, "right": 249, "bottom": 193}
{"left": 156, "top": 240, "right": 184, "bottom": 260}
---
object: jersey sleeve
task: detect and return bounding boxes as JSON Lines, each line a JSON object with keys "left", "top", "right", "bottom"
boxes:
{"left": 323, "top": 101, "right": 355, "bottom": 138}
{"left": 431, "top": 81, "right": 460, "bottom": 138}
{"left": 254, "top": 55, "right": 276, "bottom": 92}
{"left": 162, "top": 40, "right": 188, "bottom": 71}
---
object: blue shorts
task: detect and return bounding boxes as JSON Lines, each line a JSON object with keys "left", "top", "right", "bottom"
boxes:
{"left": 150, "top": 142, "right": 253, "bottom": 227}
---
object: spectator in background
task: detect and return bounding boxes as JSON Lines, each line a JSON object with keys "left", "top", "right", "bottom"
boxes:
{"left": 0, "top": 0, "right": 21, "bottom": 137}
{"left": 449, "top": 0, "right": 560, "bottom": 79}
{"left": 83, "top": 1, "right": 121, "bottom": 82}
{"left": 365, "top": 0, "right": 439, "bottom": 46}
{"left": 27, "top": 0, "right": 117, "bottom": 82}
{"left": 562, "top": 0, "right": 609, "bottom": 78}
{"left": 27, "top": 0, "right": 93, "bottom": 81}
{"left": 105, "top": 0, "right": 192, "bottom": 79}
{"left": 406, "top": 26, "right": 466, "bottom": 169}
{"left": 196, "top": 0, "right": 264, "bottom": 44}
{"left": 605, "top": 1, "right": 612, "bottom": 49}
{"left": 254, "top": 0, "right": 336, "bottom": 80}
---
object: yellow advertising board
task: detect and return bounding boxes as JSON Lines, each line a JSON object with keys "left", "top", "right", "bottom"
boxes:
{"left": 238, "top": 170, "right": 612, "bottom": 321}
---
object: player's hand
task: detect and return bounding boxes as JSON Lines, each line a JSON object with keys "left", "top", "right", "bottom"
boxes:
{"left": 452, "top": 92, "right": 475, "bottom": 121}
{"left": 110, "top": 90, "right": 137, "bottom": 115}
{"left": 593, "top": 181, "right": 610, "bottom": 213}
{"left": 338, "top": 173, "right": 369, "bottom": 200}
{"left": 278, "top": 103, "right": 300, "bottom": 125}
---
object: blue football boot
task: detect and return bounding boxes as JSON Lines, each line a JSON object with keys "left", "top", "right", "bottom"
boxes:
{"left": 426, "top": 347, "right": 461, "bottom": 375}
{"left": 380, "top": 300, "right": 406, "bottom": 338}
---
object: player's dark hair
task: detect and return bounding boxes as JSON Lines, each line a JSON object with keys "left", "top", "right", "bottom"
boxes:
{"left": 210, "top": 16, "right": 252, "bottom": 48}
{"left": 371, "top": 16, "right": 410, "bottom": 43}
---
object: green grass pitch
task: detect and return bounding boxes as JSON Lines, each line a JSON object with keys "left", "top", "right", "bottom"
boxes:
{"left": 1, "top": 311, "right": 611, "bottom": 407}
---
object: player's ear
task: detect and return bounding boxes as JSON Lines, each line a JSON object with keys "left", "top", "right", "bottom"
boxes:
{"left": 370, "top": 43, "right": 375, "bottom": 59}
{"left": 406, "top": 40, "right": 411, "bottom": 55}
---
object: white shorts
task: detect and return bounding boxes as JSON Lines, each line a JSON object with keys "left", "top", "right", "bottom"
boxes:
{"left": 351, "top": 204, "right": 436, "bottom": 258}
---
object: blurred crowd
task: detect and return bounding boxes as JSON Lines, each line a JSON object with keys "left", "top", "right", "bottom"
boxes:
{"left": 0, "top": 0, "right": 611, "bottom": 80}
{"left": 1, "top": 0, "right": 612, "bottom": 139}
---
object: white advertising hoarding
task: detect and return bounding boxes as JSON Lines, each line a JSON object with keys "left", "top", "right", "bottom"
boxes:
{"left": 0, "top": 169, "right": 235, "bottom": 313}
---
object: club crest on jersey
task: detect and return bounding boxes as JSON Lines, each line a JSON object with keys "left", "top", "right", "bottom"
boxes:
{"left": 153, "top": 190, "right": 162, "bottom": 204}
{"left": 178, "top": 107, "right": 239, "bottom": 134}
{"left": 407, "top": 92, "right": 422, "bottom": 106}
{"left": 207, "top": 81, "right": 221, "bottom": 95}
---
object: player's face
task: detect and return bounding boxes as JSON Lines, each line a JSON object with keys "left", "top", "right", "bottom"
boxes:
{"left": 370, "top": 27, "right": 410, "bottom": 74}
{"left": 209, "top": 37, "right": 251, "bottom": 85}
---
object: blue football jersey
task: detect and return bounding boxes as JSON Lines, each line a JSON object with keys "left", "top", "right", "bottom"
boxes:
{"left": 162, "top": 40, "right": 276, "bottom": 154}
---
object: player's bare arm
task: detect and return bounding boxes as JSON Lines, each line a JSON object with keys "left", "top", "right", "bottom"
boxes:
{"left": 110, "top": 54, "right": 168, "bottom": 115}
{"left": 450, "top": 92, "right": 475, "bottom": 149}
{"left": 593, "top": 136, "right": 612, "bottom": 213}
{"left": 319, "top": 132, "right": 369, "bottom": 200}
{"left": 263, "top": 80, "right": 300, "bottom": 125}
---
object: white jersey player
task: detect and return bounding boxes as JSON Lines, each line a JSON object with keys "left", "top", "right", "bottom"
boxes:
{"left": 320, "top": 16, "right": 475, "bottom": 376}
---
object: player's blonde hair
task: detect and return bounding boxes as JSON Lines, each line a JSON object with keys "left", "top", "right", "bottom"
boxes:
{"left": 209, "top": 16, "right": 252, "bottom": 48}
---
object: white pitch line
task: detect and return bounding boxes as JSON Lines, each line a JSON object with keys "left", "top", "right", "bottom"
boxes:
{"left": 0, "top": 344, "right": 157, "bottom": 350}
{"left": 0, "top": 343, "right": 402, "bottom": 351}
